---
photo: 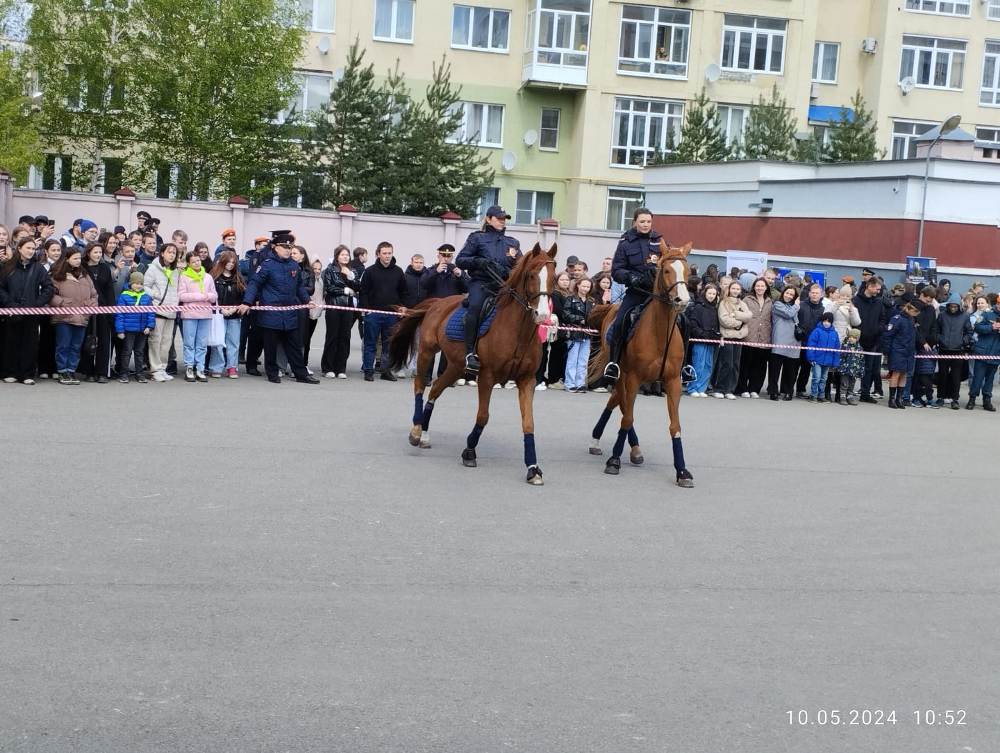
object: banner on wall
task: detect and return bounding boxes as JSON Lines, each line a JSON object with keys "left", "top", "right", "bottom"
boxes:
{"left": 725, "top": 250, "right": 768, "bottom": 276}
{"left": 905, "top": 256, "right": 937, "bottom": 285}
{"left": 776, "top": 267, "right": 827, "bottom": 292}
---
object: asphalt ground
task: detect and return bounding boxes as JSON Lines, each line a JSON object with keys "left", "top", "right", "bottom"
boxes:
{"left": 1, "top": 349, "right": 998, "bottom": 753}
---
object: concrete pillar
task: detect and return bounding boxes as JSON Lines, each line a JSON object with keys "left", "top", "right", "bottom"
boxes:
{"left": 440, "top": 211, "right": 462, "bottom": 247}
{"left": 0, "top": 171, "right": 13, "bottom": 226}
{"left": 337, "top": 204, "right": 358, "bottom": 248}
{"left": 539, "top": 218, "right": 560, "bottom": 250}
{"left": 228, "top": 195, "right": 249, "bottom": 241}
{"left": 114, "top": 188, "right": 136, "bottom": 230}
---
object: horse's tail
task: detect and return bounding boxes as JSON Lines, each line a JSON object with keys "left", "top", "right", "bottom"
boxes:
{"left": 388, "top": 305, "right": 430, "bottom": 371}
{"left": 586, "top": 304, "right": 615, "bottom": 385}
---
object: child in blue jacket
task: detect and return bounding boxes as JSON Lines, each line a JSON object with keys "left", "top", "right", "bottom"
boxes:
{"left": 805, "top": 312, "right": 841, "bottom": 402}
{"left": 114, "top": 271, "right": 156, "bottom": 383}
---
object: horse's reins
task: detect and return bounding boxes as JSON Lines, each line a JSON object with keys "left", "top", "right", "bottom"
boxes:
{"left": 483, "top": 261, "right": 555, "bottom": 384}
{"left": 651, "top": 259, "right": 687, "bottom": 381}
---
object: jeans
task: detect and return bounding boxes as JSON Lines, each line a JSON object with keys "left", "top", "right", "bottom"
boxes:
{"left": 208, "top": 318, "right": 241, "bottom": 372}
{"left": 54, "top": 323, "right": 86, "bottom": 374}
{"left": 810, "top": 363, "right": 830, "bottom": 397}
{"left": 687, "top": 343, "right": 716, "bottom": 394}
{"left": 564, "top": 338, "right": 591, "bottom": 390}
{"left": 363, "top": 312, "right": 396, "bottom": 373}
{"left": 182, "top": 318, "right": 211, "bottom": 371}
{"left": 969, "top": 361, "right": 999, "bottom": 399}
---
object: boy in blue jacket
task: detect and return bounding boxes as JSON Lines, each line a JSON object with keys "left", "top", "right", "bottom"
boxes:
{"left": 805, "top": 312, "right": 841, "bottom": 402}
{"left": 115, "top": 271, "right": 155, "bottom": 383}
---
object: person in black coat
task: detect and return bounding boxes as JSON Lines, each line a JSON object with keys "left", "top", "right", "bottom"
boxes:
{"left": 0, "top": 237, "right": 54, "bottom": 383}
{"left": 403, "top": 254, "right": 430, "bottom": 308}
{"left": 358, "top": 241, "right": 408, "bottom": 381}
{"left": 237, "top": 230, "right": 319, "bottom": 384}
{"left": 882, "top": 302, "right": 919, "bottom": 409}
{"left": 321, "top": 246, "right": 361, "bottom": 378}
{"left": 80, "top": 241, "right": 116, "bottom": 382}
{"left": 422, "top": 244, "right": 468, "bottom": 300}
{"left": 455, "top": 206, "right": 521, "bottom": 372}
{"left": 794, "top": 283, "right": 827, "bottom": 397}
{"left": 604, "top": 206, "right": 661, "bottom": 382}
{"left": 853, "top": 278, "right": 888, "bottom": 402}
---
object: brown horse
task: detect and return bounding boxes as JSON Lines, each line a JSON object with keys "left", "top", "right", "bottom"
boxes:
{"left": 586, "top": 241, "right": 695, "bottom": 487}
{"left": 388, "top": 243, "right": 558, "bottom": 485}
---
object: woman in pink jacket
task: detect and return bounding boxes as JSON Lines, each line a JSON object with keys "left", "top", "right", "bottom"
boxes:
{"left": 178, "top": 250, "right": 218, "bottom": 382}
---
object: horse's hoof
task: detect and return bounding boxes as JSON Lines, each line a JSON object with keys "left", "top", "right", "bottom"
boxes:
{"left": 676, "top": 470, "right": 695, "bottom": 488}
{"left": 419, "top": 437, "right": 432, "bottom": 449}
{"left": 588, "top": 446, "right": 603, "bottom": 456}
{"left": 604, "top": 457, "right": 621, "bottom": 475}
{"left": 629, "top": 447, "right": 644, "bottom": 465}
{"left": 461, "top": 448, "right": 477, "bottom": 467}
{"left": 408, "top": 428, "right": 421, "bottom": 447}
{"left": 526, "top": 465, "right": 544, "bottom": 485}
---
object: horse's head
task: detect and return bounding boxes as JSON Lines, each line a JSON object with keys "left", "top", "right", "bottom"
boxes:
{"left": 509, "top": 242, "right": 558, "bottom": 323}
{"left": 654, "top": 240, "right": 692, "bottom": 309}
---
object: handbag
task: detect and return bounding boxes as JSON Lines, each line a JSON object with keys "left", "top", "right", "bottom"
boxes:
{"left": 207, "top": 312, "right": 226, "bottom": 347}
{"left": 794, "top": 324, "right": 806, "bottom": 342}
{"left": 83, "top": 319, "right": 99, "bottom": 355}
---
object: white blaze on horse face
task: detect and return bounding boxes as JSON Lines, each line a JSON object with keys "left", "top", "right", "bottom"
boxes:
{"left": 671, "top": 260, "right": 689, "bottom": 304}
{"left": 535, "top": 263, "right": 550, "bottom": 321}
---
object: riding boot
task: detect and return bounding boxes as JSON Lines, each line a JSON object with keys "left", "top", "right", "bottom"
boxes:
{"left": 464, "top": 309, "right": 481, "bottom": 373}
{"left": 603, "top": 334, "right": 623, "bottom": 382}
{"left": 888, "top": 387, "right": 899, "bottom": 409}
{"left": 984, "top": 397, "right": 996, "bottom": 413}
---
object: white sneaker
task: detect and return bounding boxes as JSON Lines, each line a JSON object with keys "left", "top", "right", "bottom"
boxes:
{"left": 456, "top": 378, "right": 466, "bottom": 386}
{"left": 337, "top": 373, "right": 347, "bottom": 379}
{"left": 688, "top": 391, "right": 703, "bottom": 398}
{"left": 593, "top": 386, "right": 608, "bottom": 393}
{"left": 493, "top": 383, "right": 502, "bottom": 389}
{"left": 740, "top": 391, "right": 751, "bottom": 398}
{"left": 504, "top": 381, "right": 515, "bottom": 389}
{"left": 467, "top": 379, "right": 477, "bottom": 386}
{"left": 725, "top": 393, "right": 736, "bottom": 400}
{"left": 750, "top": 392, "right": 760, "bottom": 399}
{"left": 164, "top": 372, "right": 174, "bottom": 380}
{"left": 324, "top": 372, "right": 336, "bottom": 379}
{"left": 712, "top": 391, "right": 724, "bottom": 399}
{"left": 2, "top": 377, "right": 15, "bottom": 383}
{"left": 38, "top": 373, "right": 49, "bottom": 379}
{"left": 306, "top": 368, "right": 314, "bottom": 376}
{"left": 153, "top": 371, "right": 168, "bottom": 382}
{"left": 535, "top": 382, "right": 547, "bottom": 391}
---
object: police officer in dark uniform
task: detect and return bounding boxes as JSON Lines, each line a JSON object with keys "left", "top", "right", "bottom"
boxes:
{"left": 237, "top": 230, "right": 320, "bottom": 385}
{"left": 603, "top": 207, "right": 662, "bottom": 382}
{"left": 455, "top": 205, "right": 521, "bottom": 372}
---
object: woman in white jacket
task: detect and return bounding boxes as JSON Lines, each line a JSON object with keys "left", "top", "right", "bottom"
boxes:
{"left": 143, "top": 244, "right": 180, "bottom": 382}
{"left": 828, "top": 285, "right": 861, "bottom": 401}
{"left": 713, "top": 280, "right": 753, "bottom": 399}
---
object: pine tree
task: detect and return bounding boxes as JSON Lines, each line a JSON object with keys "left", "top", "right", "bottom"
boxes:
{"left": 742, "top": 86, "right": 798, "bottom": 161}
{"left": 664, "top": 89, "right": 730, "bottom": 164}
{"left": 826, "top": 90, "right": 885, "bottom": 162}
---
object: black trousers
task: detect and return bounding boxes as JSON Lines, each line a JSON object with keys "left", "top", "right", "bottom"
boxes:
{"left": 37, "top": 318, "right": 56, "bottom": 376}
{"left": 262, "top": 326, "right": 308, "bottom": 380}
{"left": 859, "top": 353, "right": 882, "bottom": 397}
{"left": 246, "top": 313, "right": 264, "bottom": 369}
{"left": 80, "top": 315, "right": 114, "bottom": 379}
{"left": 321, "top": 308, "right": 354, "bottom": 375}
{"left": 766, "top": 353, "right": 798, "bottom": 397}
{"left": 547, "top": 340, "right": 567, "bottom": 384}
{"left": 937, "top": 350, "right": 965, "bottom": 401}
{"left": 116, "top": 332, "right": 148, "bottom": 374}
{"left": 1, "top": 318, "right": 40, "bottom": 380}
{"left": 736, "top": 345, "right": 770, "bottom": 394}
{"left": 795, "top": 353, "right": 812, "bottom": 394}
{"left": 300, "top": 312, "right": 317, "bottom": 369}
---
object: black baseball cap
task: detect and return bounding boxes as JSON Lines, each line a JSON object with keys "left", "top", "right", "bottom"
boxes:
{"left": 485, "top": 205, "right": 511, "bottom": 219}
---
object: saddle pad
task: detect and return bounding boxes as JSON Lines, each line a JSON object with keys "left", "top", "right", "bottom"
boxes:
{"left": 605, "top": 300, "right": 649, "bottom": 345}
{"left": 446, "top": 305, "right": 498, "bottom": 342}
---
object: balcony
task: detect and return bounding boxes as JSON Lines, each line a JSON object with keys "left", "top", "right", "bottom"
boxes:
{"left": 522, "top": 0, "right": 590, "bottom": 89}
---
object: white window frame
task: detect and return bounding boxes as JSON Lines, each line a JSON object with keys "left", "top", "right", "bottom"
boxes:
{"left": 476, "top": 187, "right": 500, "bottom": 220}
{"left": 533, "top": 0, "right": 591, "bottom": 69}
{"left": 982, "top": 40, "right": 1000, "bottom": 106}
{"left": 976, "top": 125, "right": 1000, "bottom": 144}
{"left": 891, "top": 119, "right": 936, "bottom": 160}
{"left": 539, "top": 107, "right": 560, "bottom": 151}
{"left": 899, "top": 35, "right": 967, "bottom": 90}
{"left": 373, "top": 0, "right": 414, "bottom": 44}
{"left": 515, "top": 190, "right": 554, "bottom": 225}
{"left": 990, "top": 0, "right": 1000, "bottom": 20}
{"left": 451, "top": 5, "right": 510, "bottom": 53}
{"left": 904, "top": 0, "right": 970, "bottom": 17}
{"left": 301, "top": 0, "right": 335, "bottom": 32}
{"left": 449, "top": 102, "right": 505, "bottom": 148}
{"left": 278, "top": 72, "right": 332, "bottom": 122}
{"left": 720, "top": 14, "right": 787, "bottom": 75}
{"left": 606, "top": 187, "right": 644, "bottom": 232}
{"left": 617, "top": 4, "right": 691, "bottom": 80}
{"left": 717, "top": 104, "right": 749, "bottom": 148}
{"left": 610, "top": 96, "right": 684, "bottom": 169}
{"left": 812, "top": 41, "right": 839, "bottom": 84}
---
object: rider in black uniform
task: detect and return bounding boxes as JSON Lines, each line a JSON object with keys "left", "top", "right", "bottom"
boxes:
{"left": 603, "top": 207, "right": 662, "bottom": 382}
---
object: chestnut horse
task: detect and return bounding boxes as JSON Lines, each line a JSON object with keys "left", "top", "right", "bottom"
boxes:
{"left": 388, "top": 244, "right": 558, "bottom": 485}
{"left": 586, "top": 241, "right": 695, "bottom": 487}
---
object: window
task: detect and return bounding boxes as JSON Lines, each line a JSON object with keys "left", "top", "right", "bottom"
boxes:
{"left": 42, "top": 155, "right": 72, "bottom": 191}
{"left": 812, "top": 42, "right": 839, "bottom": 83}
{"left": 904, "top": 0, "right": 970, "bottom": 16}
{"left": 618, "top": 5, "right": 690, "bottom": 78}
{"left": 374, "top": 0, "right": 414, "bottom": 42}
{"left": 982, "top": 40, "right": 1000, "bottom": 105}
{"left": 99, "top": 157, "right": 123, "bottom": 194}
{"left": 532, "top": 0, "right": 591, "bottom": 68}
{"left": 282, "top": 72, "right": 332, "bottom": 120}
{"left": 717, "top": 104, "right": 749, "bottom": 148}
{"left": 539, "top": 107, "right": 560, "bottom": 150}
{"left": 452, "top": 5, "right": 510, "bottom": 52}
{"left": 156, "top": 164, "right": 180, "bottom": 199}
{"left": 606, "top": 188, "right": 644, "bottom": 231}
{"left": 515, "top": 190, "right": 554, "bottom": 224}
{"left": 990, "top": 0, "right": 1000, "bottom": 20}
{"left": 899, "top": 35, "right": 966, "bottom": 89}
{"left": 477, "top": 187, "right": 500, "bottom": 220}
{"left": 300, "top": 0, "right": 335, "bottom": 31}
{"left": 450, "top": 102, "right": 504, "bottom": 147}
{"left": 611, "top": 96, "right": 683, "bottom": 167}
{"left": 891, "top": 120, "right": 935, "bottom": 159}
{"left": 721, "top": 14, "right": 786, "bottom": 74}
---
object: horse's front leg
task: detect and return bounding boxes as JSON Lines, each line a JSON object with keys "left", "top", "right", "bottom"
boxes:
{"left": 517, "top": 375, "right": 543, "bottom": 485}
{"left": 665, "top": 373, "right": 694, "bottom": 488}
{"left": 589, "top": 391, "right": 620, "bottom": 455}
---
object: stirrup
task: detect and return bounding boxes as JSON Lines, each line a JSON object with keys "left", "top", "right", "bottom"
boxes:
{"left": 603, "top": 362, "right": 620, "bottom": 381}
{"left": 465, "top": 353, "right": 480, "bottom": 373}
{"left": 681, "top": 364, "right": 696, "bottom": 385}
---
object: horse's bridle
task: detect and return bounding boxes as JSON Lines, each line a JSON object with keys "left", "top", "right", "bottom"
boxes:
{"left": 485, "top": 261, "right": 555, "bottom": 313}
{"left": 650, "top": 257, "right": 689, "bottom": 307}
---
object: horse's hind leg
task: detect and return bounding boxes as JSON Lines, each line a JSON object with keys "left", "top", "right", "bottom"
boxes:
{"left": 665, "top": 373, "right": 694, "bottom": 487}
{"left": 409, "top": 347, "right": 437, "bottom": 447}
{"left": 418, "top": 350, "right": 464, "bottom": 449}
{"left": 589, "top": 392, "right": 620, "bottom": 456}
{"left": 605, "top": 377, "right": 638, "bottom": 476}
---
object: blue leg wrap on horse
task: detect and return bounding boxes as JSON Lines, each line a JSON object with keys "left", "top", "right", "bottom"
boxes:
{"left": 612, "top": 428, "right": 628, "bottom": 458}
{"left": 627, "top": 426, "right": 639, "bottom": 447}
{"left": 523, "top": 433, "right": 537, "bottom": 467}
{"left": 467, "top": 423, "right": 485, "bottom": 449}
{"left": 592, "top": 408, "right": 613, "bottom": 440}
{"left": 420, "top": 400, "right": 435, "bottom": 431}
{"left": 413, "top": 393, "right": 424, "bottom": 426}
{"left": 672, "top": 436, "right": 686, "bottom": 472}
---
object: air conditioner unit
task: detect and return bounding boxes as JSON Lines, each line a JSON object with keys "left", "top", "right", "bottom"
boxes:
{"left": 861, "top": 38, "right": 878, "bottom": 54}
{"left": 810, "top": 83, "right": 819, "bottom": 100}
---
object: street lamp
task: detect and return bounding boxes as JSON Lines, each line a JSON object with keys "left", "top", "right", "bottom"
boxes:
{"left": 916, "top": 113, "right": 962, "bottom": 258}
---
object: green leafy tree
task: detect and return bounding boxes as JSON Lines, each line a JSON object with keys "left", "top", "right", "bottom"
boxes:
{"left": 0, "top": 1, "right": 41, "bottom": 183}
{"left": 652, "top": 89, "right": 729, "bottom": 164}
{"left": 827, "top": 90, "right": 885, "bottom": 162}
{"left": 742, "top": 86, "right": 798, "bottom": 161}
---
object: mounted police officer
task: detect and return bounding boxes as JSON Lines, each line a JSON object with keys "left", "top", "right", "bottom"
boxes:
{"left": 603, "top": 207, "right": 662, "bottom": 383}
{"left": 455, "top": 205, "right": 521, "bottom": 372}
